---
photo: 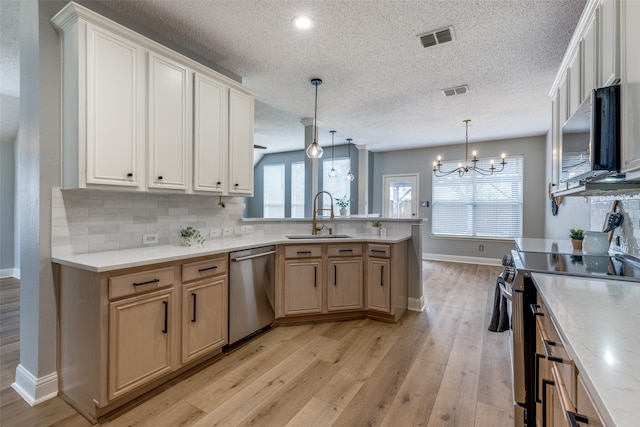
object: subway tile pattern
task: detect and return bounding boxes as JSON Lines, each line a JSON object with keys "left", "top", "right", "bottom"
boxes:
{"left": 590, "top": 193, "right": 640, "bottom": 258}
{"left": 52, "top": 188, "right": 245, "bottom": 256}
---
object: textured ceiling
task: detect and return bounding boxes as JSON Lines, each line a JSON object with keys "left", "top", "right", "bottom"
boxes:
{"left": 1, "top": 0, "right": 587, "bottom": 154}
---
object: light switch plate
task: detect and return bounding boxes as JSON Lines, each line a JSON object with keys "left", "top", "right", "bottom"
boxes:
{"left": 142, "top": 233, "right": 158, "bottom": 245}
{"left": 210, "top": 228, "right": 222, "bottom": 237}
{"left": 222, "top": 227, "right": 233, "bottom": 236}
{"left": 245, "top": 225, "right": 254, "bottom": 234}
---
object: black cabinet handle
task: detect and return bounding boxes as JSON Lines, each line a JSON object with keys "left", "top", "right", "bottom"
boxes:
{"left": 198, "top": 266, "right": 218, "bottom": 272}
{"left": 216, "top": 181, "right": 221, "bottom": 186}
{"left": 133, "top": 278, "right": 160, "bottom": 287}
{"left": 535, "top": 353, "right": 545, "bottom": 403}
{"left": 234, "top": 183, "right": 239, "bottom": 187}
{"left": 372, "top": 249, "right": 386, "bottom": 253}
{"left": 566, "top": 411, "right": 589, "bottom": 427}
{"left": 127, "top": 172, "right": 133, "bottom": 178}
{"left": 162, "top": 300, "right": 168, "bottom": 333}
{"left": 542, "top": 339, "right": 565, "bottom": 363}
{"left": 297, "top": 251, "right": 312, "bottom": 255}
{"left": 158, "top": 175, "right": 163, "bottom": 180}
{"left": 333, "top": 265, "right": 337, "bottom": 285}
{"left": 530, "top": 303, "right": 544, "bottom": 316}
{"left": 542, "top": 379, "right": 555, "bottom": 427}
{"left": 313, "top": 266, "right": 317, "bottom": 287}
{"left": 191, "top": 293, "right": 197, "bottom": 323}
{"left": 380, "top": 265, "right": 384, "bottom": 286}
{"left": 339, "top": 249, "right": 353, "bottom": 253}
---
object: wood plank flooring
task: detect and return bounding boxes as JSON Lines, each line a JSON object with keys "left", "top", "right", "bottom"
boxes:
{"left": 0, "top": 261, "right": 513, "bottom": 426}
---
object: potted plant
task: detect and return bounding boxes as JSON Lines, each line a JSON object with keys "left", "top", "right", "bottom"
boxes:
{"left": 371, "top": 220, "right": 382, "bottom": 234}
{"left": 569, "top": 228, "right": 584, "bottom": 250}
{"left": 180, "top": 226, "right": 205, "bottom": 246}
{"left": 335, "top": 196, "right": 353, "bottom": 216}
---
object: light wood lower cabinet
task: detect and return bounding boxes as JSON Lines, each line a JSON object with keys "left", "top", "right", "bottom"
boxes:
{"left": 56, "top": 254, "right": 228, "bottom": 423}
{"left": 534, "top": 296, "right": 605, "bottom": 427}
{"left": 277, "top": 241, "right": 407, "bottom": 322}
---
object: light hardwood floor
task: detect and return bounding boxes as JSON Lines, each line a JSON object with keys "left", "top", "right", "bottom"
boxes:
{"left": 0, "top": 261, "right": 513, "bottom": 426}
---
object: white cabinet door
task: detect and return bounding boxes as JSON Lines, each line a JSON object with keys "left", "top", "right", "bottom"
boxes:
{"left": 228, "top": 88, "right": 254, "bottom": 195}
{"left": 568, "top": 50, "right": 582, "bottom": 117}
{"left": 193, "top": 73, "right": 226, "bottom": 193}
{"left": 621, "top": 0, "right": 640, "bottom": 175}
{"left": 581, "top": 14, "right": 597, "bottom": 102}
{"left": 599, "top": 0, "right": 619, "bottom": 87}
{"left": 148, "top": 53, "right": 191, "bottom": 191}
{"left": 85, "top": 24, "right": 143, "bottom": 188}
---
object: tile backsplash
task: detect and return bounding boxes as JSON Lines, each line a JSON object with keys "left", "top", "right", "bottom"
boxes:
{"left": 590, "top": 193, "right": 640, "bottom": 258}
{"left": 52, "top": 188, "right": 245, "bottom": 256}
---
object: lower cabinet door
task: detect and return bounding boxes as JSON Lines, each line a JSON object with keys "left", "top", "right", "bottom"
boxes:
{"left": 327, "top": 258, "right": 363, "bottom": 311}
{"left": 367, "top": 258, "right": 391, "bottom": 313}
{"left": 284, "top": 259, "right": 322, "bottom": 315}
{"left": 108, "top": 289, "right": 174, "bottom": 400}
{"left": 182, "top": 277, "right": 228, "bottom": 364}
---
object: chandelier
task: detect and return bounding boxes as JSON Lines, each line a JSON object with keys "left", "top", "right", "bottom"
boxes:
{"left": 432, "top": 119, "right": 506, "bottom": 177}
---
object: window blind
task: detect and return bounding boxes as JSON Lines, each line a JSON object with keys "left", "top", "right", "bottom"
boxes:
{"left": 432, "top": 155, "right": 523, "bottom": 238}
{"left": 263, "top": 164, "right": 285, "bottom": 218}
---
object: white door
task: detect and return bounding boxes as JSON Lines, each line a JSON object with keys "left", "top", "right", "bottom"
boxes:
{"left": 382, "top": 174, "right": 418, "bottom": 218}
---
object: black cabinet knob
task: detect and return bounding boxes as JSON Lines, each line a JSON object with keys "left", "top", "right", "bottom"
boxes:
{"left": 158, "top": 176, "right": 163, "bottom": 180}
{"left": 126, "top": 172, "right": 133, "bottom": 178}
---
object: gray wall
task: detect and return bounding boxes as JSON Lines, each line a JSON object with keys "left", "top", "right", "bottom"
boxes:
{"left": 247, "top": 144, "right": 359, "bottom": 217}
{"left": 372, "top": 135, "right": 547, "bottom": 259}
{"left": 1, "top": 139, "right": 15, "bottom": 274}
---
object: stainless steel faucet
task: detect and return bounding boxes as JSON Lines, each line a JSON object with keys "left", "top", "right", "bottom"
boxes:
{"left": 311, "top": 191, "right": 334, "bottom": 235}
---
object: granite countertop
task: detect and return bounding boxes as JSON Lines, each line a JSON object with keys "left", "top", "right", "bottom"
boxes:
{"left": 51, "top": 233, "right": 411, "bottom": 272}
{"left": 532, "top": 272, "right": 640, "bottom": 427}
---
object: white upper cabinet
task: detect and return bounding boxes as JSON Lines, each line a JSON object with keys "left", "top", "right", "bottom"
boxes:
{"left": 568, "top": 50, "right": 582, "bottom": 117}
{"left": 581, "top": 14, "right": 597, "bottom": 101}
{"left": 621, "top": 0, "right": 640, "bottom": 176}
{"left": 147, "top": 53, "right": 191, "bottom": 191}
{"left": 193, "top": 73, "right": 227, "bottom": 193}
{"left": 52, "top": 2, "right": 255, "bottom": 196}
{"left": 599, "top": 0, "right": 619, "bottom": 87}
{"left": 228, "top": 89, "right": 254, "bottom": 196}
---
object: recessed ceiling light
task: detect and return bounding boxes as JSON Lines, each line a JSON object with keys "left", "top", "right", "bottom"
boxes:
{"left": 293, "top": 15, "right": 314, "bottom": 30}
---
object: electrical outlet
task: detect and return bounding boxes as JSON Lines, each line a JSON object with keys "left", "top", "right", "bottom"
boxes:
{"left": 479, "top": 244, "right": 484, "bottom": 252}
{"left": 234, "top": 226, "right": 244, "bottom": 235}
{"left": 143, "top": 233, "right": 158, "bottom": 245}
{"left": 222, "top": 227, "right": 233, "bottom": 236}
{"left": 245, "top": 225, "right": 254, "bottom": 234}
{"left": 210, "top": 228, "right": 222, "bottom": 237}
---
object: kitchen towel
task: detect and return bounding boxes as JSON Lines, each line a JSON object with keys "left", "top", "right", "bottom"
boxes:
{"left": 488, "top": 275, "right": 510, "bottom": 332}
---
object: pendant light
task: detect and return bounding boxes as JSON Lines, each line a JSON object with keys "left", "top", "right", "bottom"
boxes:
{"left": 346, "top": 138, "right": 355, "bottom": 182}
{"left": 305, "top": 78, "right": 324, "bottom": 159}
{"left": 328, "top": 130, "right": 337, "bottom": 177}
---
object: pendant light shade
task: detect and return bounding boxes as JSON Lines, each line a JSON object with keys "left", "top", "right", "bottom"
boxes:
{"left": 346, "top": 138, "right": 355, "bottom": 182}
{"left": 328, "top": 130, "right": 337, "bottom": 177}
{"left": 305, "top": 78, "right": 324, "bottom": 159}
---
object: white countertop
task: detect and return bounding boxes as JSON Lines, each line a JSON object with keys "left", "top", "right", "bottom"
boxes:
{"left": 515, "top": 238, "right": 580, "bottom": 254}
{"left": 532, "top": 273, "right": 640, "bottom": 427}
{"left": 52, "top": 233, "right": 411, "bottom": 272}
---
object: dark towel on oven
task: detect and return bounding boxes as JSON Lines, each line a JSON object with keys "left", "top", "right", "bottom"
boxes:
{"left": 488, "top": 275, "right": 510, "bottom": 332}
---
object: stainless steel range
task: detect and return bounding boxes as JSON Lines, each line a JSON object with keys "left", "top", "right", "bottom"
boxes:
{"left": 500, "top": 249, "right": 640, "bottom": 427}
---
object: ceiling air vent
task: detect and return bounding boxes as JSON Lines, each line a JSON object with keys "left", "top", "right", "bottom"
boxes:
{"left": 442, "top": 84, "right": 469, "bottom": 97}
{"left": 418, "top": 26, "right": 455, "bottom": 48}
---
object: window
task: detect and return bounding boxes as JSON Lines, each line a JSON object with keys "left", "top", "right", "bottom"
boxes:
{"left": 322, "top": 157, "right": 351, "bottom": 212}
{"left": 291, "top": 161, "right": 305, "bottom": 218}
{"left": 431, "top": 155, "right": 523, "bottom": 238}
{"left": 263, "top": 164, "right": 285, "bottom": 218}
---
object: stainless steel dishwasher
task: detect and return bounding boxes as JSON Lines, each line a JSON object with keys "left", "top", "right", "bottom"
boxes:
{"left": 228, "top": 246, "right": 276, "bottom": 346}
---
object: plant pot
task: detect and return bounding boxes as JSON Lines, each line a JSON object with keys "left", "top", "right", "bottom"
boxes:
{"left": 571, "top": 239, "right": 583, "bottom": 251}
{"left": 340, "top": 208, "right": 347, "bottom": 216}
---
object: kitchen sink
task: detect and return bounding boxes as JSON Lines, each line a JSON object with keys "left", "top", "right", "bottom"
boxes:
{"left": 286, "top": 234, "right": 353, "bottom": 239}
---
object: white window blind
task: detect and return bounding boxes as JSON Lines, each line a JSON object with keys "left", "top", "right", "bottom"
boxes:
{"left": 322, "top": 157, "right": 351, "bottom": 212}
{"left": 432, "top": 155, "right": 523, "bottom": 238}
{"left": 263, "top": 164, "right": 285, "bottom": 218}
{"left": 291, "top": 161, "right": 305, "bottom": 218}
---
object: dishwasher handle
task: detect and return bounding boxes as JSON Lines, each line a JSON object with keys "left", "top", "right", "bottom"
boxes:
{"left": 231, "top": 250, "right": 276, "bottom": 262}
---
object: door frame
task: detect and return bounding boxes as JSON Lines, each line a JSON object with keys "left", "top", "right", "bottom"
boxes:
{"left": 382, "top": 173, "right": 419, "bottom": 219}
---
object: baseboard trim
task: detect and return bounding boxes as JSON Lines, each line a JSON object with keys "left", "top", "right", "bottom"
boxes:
{"left": 0, "top": 268, "right": 20, "bottom": 279}
{"left": 12, "top": 364, "right": 58, "bottom": 406}
{"left": 407, "top": 296, "right": 425, "bottom": 312}
{"left": 422, "top": 253, "right": 502, "bottom": 267}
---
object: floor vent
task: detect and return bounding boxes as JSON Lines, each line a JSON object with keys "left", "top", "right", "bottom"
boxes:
{"left": 442, "top": 84, "right": 469, "bottom": 97}
{"left": 418, "top": 26, "right": 455, "bottom": 48}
